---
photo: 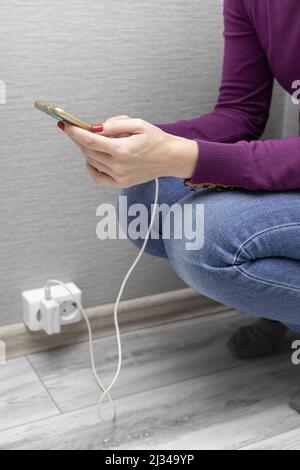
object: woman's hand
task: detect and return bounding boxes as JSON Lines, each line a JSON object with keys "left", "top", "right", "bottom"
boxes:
{"left": 62, "top": 116, "right": 198, "bottom": 188}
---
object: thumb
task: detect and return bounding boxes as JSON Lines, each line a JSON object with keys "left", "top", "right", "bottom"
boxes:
{"left": 102, "top": 118, "right": 146, "bottom": 137}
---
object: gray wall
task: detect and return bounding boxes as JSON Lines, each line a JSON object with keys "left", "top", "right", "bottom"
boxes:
{"left": 0, "top": 0, "right": 287, "bottom": 326}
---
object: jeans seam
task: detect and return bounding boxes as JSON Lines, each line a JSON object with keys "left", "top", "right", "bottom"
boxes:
{"left": 234, "top": 265, "right": 300, "bottom": 293}
{"left": 233, "top": 222, "right": 300, "bottom": 265}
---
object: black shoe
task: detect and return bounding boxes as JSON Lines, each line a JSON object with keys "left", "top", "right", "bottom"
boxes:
{"left": 228, "top": 319, "right": 287, "bottom": 360}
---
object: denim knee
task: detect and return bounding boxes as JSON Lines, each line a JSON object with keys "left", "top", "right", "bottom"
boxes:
{"left": 163, "top": 193, "right": 239, "bottom": 297}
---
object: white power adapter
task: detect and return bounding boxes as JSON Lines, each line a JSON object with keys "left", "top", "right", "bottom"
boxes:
{"left": 22, "top": 283, "right": 82, "bottom": 335}
{"left": 40, "top": 298, "right": 61, "bottom": 335}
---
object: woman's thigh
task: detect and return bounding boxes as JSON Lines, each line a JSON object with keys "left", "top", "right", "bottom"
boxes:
{"left": 164, "top": 189, "right": 300, "bottom": 328}
{"left": 179, "top": 188, "right": 300, "bottom": 268}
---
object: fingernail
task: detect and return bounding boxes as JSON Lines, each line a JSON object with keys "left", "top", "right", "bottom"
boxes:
{"left": 90, "top": 123, "right": 103, "bottom": 133}
{"left": 57, "top": 121, "right": 65, "bottom": 131}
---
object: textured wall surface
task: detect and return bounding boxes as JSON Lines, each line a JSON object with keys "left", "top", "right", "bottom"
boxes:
{"left": 0, "top": 0, "right": 287, "bottom": 325}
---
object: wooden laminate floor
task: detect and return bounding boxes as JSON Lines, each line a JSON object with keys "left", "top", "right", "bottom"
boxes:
{"left": 0, "top": 310, "right": 300, "bottom": 450}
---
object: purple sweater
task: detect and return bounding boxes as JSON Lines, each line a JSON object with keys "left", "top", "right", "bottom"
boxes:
{"left": 158, "top": 0, "right": 300, "bottom": 191}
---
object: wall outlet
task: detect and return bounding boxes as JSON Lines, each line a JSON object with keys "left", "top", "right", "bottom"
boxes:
{"left": 22, "top": 283, "right": 82, "bottom": 333}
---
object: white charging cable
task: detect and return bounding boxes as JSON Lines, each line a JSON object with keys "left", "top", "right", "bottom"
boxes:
{"left": 44, "top": 178, "right": 159, "bottom": 421}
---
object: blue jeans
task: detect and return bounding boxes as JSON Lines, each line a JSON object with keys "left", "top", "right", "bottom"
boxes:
{"left": 120, "top": 177, "right": 300, "bottom": 332}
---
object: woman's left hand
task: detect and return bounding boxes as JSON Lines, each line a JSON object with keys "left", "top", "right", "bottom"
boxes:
{"left": 62, "top": 117, "right": 198, "bottom": 188}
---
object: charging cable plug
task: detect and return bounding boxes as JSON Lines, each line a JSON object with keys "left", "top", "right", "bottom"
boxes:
{"left": 40, "top": 297, "right": 61, "bottom": 335}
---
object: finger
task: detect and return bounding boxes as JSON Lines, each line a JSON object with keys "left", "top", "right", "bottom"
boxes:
{"left": 105, "top": 115, "right": 130, "bottom": 123}
{"left": 103, "top": 116, "right": 131, "bottom": 138}
{"left": 102, "top": 118, "right": 146, "bottom": 137}
{"left": 86, "top": 162, "right": 120, "bottom": 188}
{"left": 68, "top": 138, "right": 114, "bottom": 169}
{"left": 87, "top": 157, "right": 116, "bottom": 179}
{"left": 64, "top": 123, "right": 116, "bottom": 153}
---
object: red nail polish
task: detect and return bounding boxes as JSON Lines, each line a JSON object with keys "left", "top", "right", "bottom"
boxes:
{"left": 90, "top": 124, "right": 103, "bottom": 133}
{"left": 57, "top": 121, "right": 65, "bottom": 131}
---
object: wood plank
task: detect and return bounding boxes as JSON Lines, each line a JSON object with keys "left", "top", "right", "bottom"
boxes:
{"left": 115, "top": 355, "right": 300, "bottom": 451}
{"left": 241, "top": 427, "right": 300, "bottom": 450}
{"left": 0, "top": 353, "right": 299, "bottom": 450}
{"left": 1, "top": 289, "right": 227, "bottom": 360}
{"left": 128, "top": 405, "right": 300, "bottom": 450}
{"left": 28, "top": 311, "right": 250, "bottom": 413}
{"left": 0, "top": 357, "right": 60, "bottom": 432}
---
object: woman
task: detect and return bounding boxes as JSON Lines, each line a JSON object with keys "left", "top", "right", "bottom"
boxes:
{"left": 60, "top": 1, "right": 300, "bottom": 408}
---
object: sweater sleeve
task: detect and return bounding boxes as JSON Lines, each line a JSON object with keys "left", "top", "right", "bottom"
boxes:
{"left": 157, "top": 0, "right": 300, "bottom": 191}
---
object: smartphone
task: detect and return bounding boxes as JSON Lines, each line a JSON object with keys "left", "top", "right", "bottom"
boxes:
{"left": 34, "top": 101, "right": 103, "bottom": 133}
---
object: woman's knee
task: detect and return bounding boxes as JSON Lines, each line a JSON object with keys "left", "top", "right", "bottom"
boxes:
{"left": 163, "top": 191, "right": 243, "bottom": 292}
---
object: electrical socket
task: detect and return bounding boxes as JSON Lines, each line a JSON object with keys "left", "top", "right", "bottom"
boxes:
{"left": 22, "top": 283, "right": 82, "bottom": 333}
